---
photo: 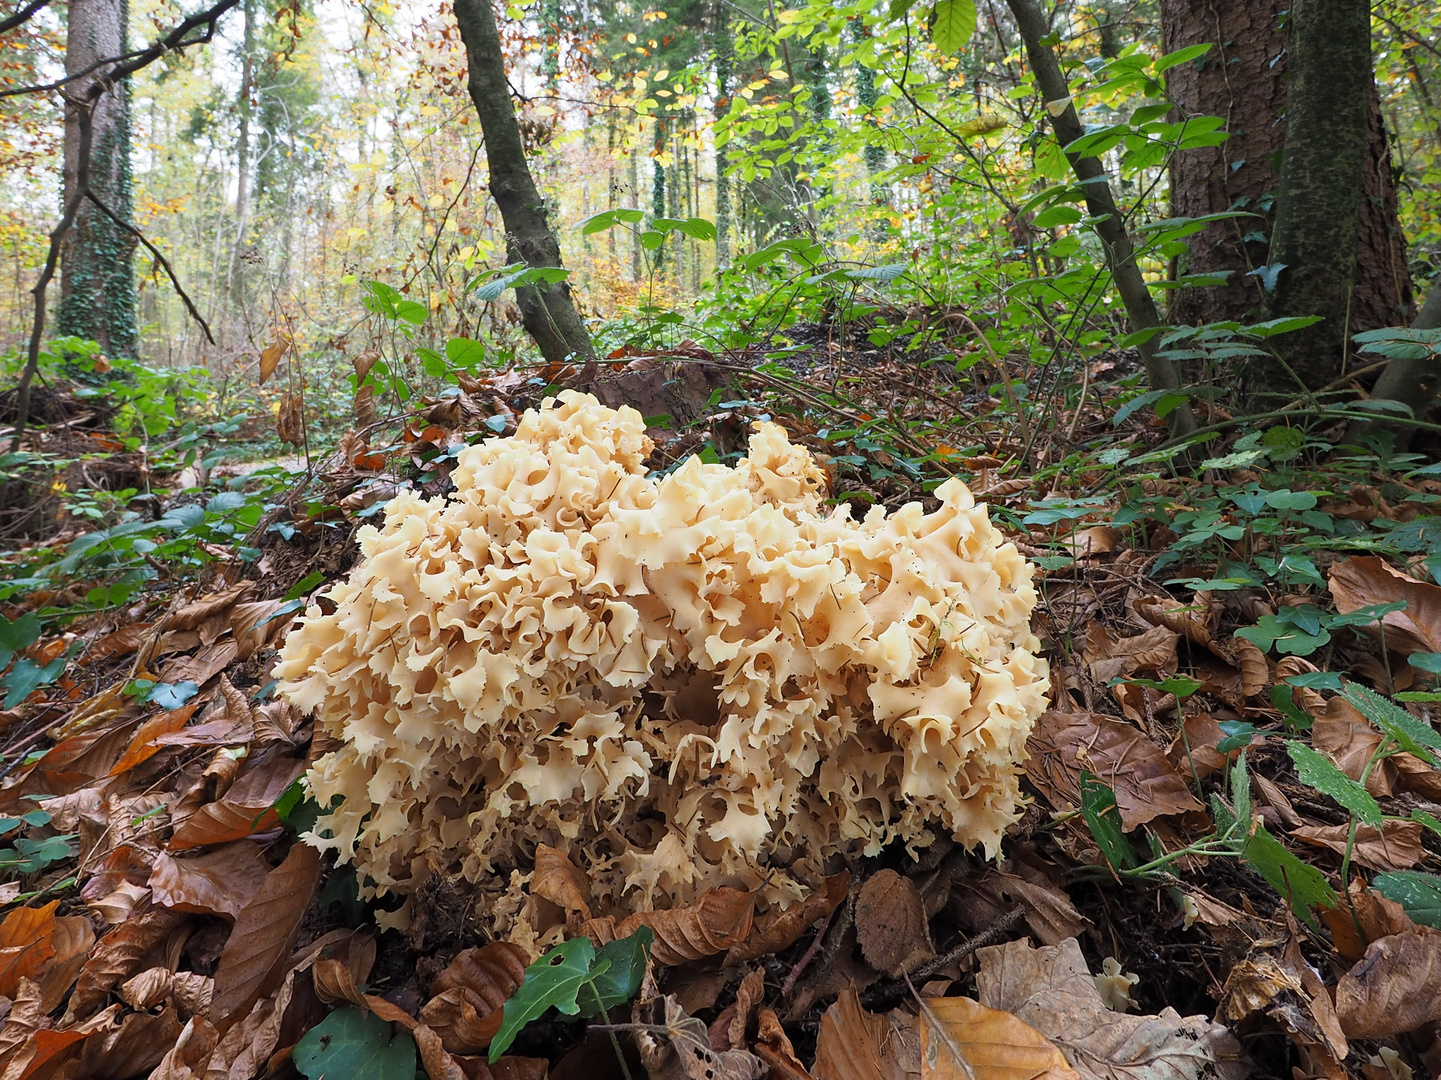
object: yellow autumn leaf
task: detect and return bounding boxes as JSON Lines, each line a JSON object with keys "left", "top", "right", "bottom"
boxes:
{"left": 919, "top": 996, "right": 1080, "bottom": 1080}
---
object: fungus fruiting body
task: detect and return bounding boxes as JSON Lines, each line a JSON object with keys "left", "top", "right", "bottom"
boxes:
{"left": 276, "top": 392, "right": 1048, "bottom": 919}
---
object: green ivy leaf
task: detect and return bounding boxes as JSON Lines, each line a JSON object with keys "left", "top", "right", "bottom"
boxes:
{"left": 294, "top": 1006, "right": 416, "bottom": 1080}
{"left": 1286, "top": 741, "right": 1381, "bottom": 825}
{"left": 1373, "top": 870, "right": 1441, "bottom": 930}
{"left": 579, "top": 927, "right": 654, "bottom": 1018}
{"left": 491, "top": 937, "right": 606, "bottom": 1062}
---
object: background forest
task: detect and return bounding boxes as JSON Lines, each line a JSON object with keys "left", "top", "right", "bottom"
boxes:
{"left": 1, "top": 0, "right": 1437, "bottom": 431}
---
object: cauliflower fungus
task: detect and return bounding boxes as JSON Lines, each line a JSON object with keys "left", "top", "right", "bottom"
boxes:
{"left": 276, "top": 391, "right": 1048, "bottom": 918}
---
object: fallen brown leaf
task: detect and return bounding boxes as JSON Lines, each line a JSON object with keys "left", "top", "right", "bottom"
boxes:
{"left": 533, "top": 843, "right": 593, "bottom": 920}
{"left": 975, "top": 937, "right": 1248, "bottom": 1080}
{"left": 812, "top": 987, "right": 917, "bottom": 1080}
{"left": 1290, "top": 820, "right": 1427, "bottom": 872}
{"left": 148, "top": 842, "right": 271, "bottom": 919}
{"left": 1083, "top": 625, "right": 1180, "bottom": 685}
{"left": 1133, "top": 593, "right": 1214, "bottom": 648}
{"left": 855, "top": 869, "right": 934, "bottom": 977}
{"left": 595, "top": 887, "right": 755, "bottom": 967}
{"left": 167, "top": 753, "right": 305, "bottom": 849}
{"left": 0, "top": 901, "right": 57, "bottom": 998}
{"left": 917, "top": 994, "right": 1079, "bottom": 1080}
{"left": 1329, "top": 556, "right": 1441, "bottom": 655}
{"left": 207, "top": 842, "right": 320, "bottom": 1028}
{"left": 421, "top": 941, "right": 531, "bottom": 1054}
{"left": 728, "top": 872, "right": 849, "bottom": 965}
{"left": 634, "top": 994, "right": 763, "bottom": 1080}
{"left": 65, "top": 909, "right": 182, "bottom": 1023}
{"left": 1312, "top": 697, "right": 1397, "bottom": 796}
{"left": 755, "top": 1006, "right": 811, "bottom": 1080}
{"left": 953, "top": 867, "right": 1089, "bottom": 947}
{"left": 1335, "top": 929, "right": 1441, "bottom": 1037}
{"left": 1323, "top": 880, "right": 1418, "bottom": 962}
{"left": 1026, "top": 711, "right": 1204, "bottom": 828}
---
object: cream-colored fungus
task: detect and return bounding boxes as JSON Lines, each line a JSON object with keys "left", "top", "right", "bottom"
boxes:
{"left": 276, "top": 392, "right": 1048, "bottom": 920}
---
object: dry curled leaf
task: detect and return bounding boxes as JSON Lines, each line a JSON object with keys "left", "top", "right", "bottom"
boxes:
{"left": 755, "top": 1006, "right": 811, "bottom": 1080}
{"left": 635, "top": 994, "right": 763, "bottom": 1080}
{"left": 1335, "top": 929, "right": 1441, "bottom": 1037}
{"left": 1026, "top": 711, "right": 1204, "bottom": 828}
{"left": 812, "top": 988, "right": 916, "bottom": 1080}
{"left": 258, "top": 335, "right": 290, "bottom": 385}
{"left": 728, "top": 872, "right": 849, "bottom": 966}
{"left": 1133, "top": 593, "right": 1214, "bottom": 647}
{"left": 1329, "top": 556, "right": 1441, "bottom": 655}
{"left": 533, "top": 843, "right": 593, "bottom": 920}
{"left": 277, "top": 392, "right": 304, "bottom": 448}
{"left": 918, "top": 994, "right": 1079, "bottom": 1080}
{"left": 976, "top": 938, "right": 1248, "bottom": 1080}
{"left": 208, "top": 842, "right": 321, "bottom": 1028}
{"left": 65, "top": 909, "right": 181, "bottom": 1023}
{"left": 421, "top": 941, "right": 531, "bottom": 1054}
{"left": 605, "top": 887, "right": 756, "bottom": 967}
{"left": 1290, "top": 820, "right": 1427, "bottom": 872}
{"left": 855, "top": 869, "right": 934, "bottom": 977}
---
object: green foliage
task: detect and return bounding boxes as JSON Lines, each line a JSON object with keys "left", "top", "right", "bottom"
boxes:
{"left": 490, "top": 928, "right": 654, "bottom": 1062}
{"left": 1078, "top": 772, "right": 1136, "bottom": 872}
{"left": 1342, "top": 682, "right": 1441, "bottom": 767}
{"left": 1286, "top": 741, "right": 1381, "bottom": 825}
{"left": 294, "top": 1006, "right": 416, "bottom": 1080}
{"left": 0, "top": 810, "right": 75, "bottom": 880}
{"left": 1373, "top": 871, "right": 1441, "bottom": 930}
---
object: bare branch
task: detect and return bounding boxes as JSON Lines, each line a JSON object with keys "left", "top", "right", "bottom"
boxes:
{"left": 85, "top": 190, "right": 215, "bottom": 346}
{"left": 0, "top": 0, "right": 239, "bottom": 99}
{"left": 10, "top": 98, "right": 93, "bottom": 452}
{"left": 0, "top": 0, "right": 53, "bottom": 36}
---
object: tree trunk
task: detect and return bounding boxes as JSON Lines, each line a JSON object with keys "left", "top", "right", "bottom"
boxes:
{"left": 58, "top": 0, "right": 138, "bottom": 357}
{"left": 453, "top": 0, "right": 593, "bottom": 364}
{"left": 1006, "top": 0, "right": 1196, "bottom": 436}
{"left": 1164, "top": 0, "right": 1411, "bottom": 374}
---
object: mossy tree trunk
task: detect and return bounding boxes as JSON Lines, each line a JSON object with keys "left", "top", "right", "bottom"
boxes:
{"left": 1163, "top": 0, "right": 1410, "bottom": 409}
{"left": 59, "top": 0, "right": 138, "bottom": 357}
{"left": 1249, "top": 0, "right": 1402, "bottom": 405}
{"left": 453, "top": 0, "right": 594, "bottom": 363}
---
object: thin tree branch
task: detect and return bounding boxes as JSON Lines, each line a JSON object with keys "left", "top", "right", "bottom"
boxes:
{"left": 85, "top": 190, "right": 215, "bottom": 345}
{"left": 0, "top": 0, "right": 52, "bottom": 37}
{"left": 0, "top": 0, "right": 239, "bottom": 99}
{"left": 10, "top": 98, "right": 92, "bottom": 452}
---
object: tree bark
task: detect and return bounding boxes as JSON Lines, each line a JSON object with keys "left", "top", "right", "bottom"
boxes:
{"left": 1164, "top": 0, "right": 1409, "bottom": 341}
{"left": 1006, "top": 0, "right": 1197, "bottom": 436}
{"left": 452, "top": 0, "right": 593, "bottom": 364}
{"left": 1249, "top": 0, "right": 1386, "bottom": 404}
{"left": 58, "top": 0, "right": 138, "bottom": 356}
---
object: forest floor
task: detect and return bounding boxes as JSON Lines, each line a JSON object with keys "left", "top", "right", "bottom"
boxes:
{"left": 3, "top": 335, "right": 1441, "bottom": 1080}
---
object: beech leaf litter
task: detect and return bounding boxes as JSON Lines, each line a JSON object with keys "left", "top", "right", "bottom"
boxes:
{"left": 4, "top": 360, "right": 1441, "bottom": 1080}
